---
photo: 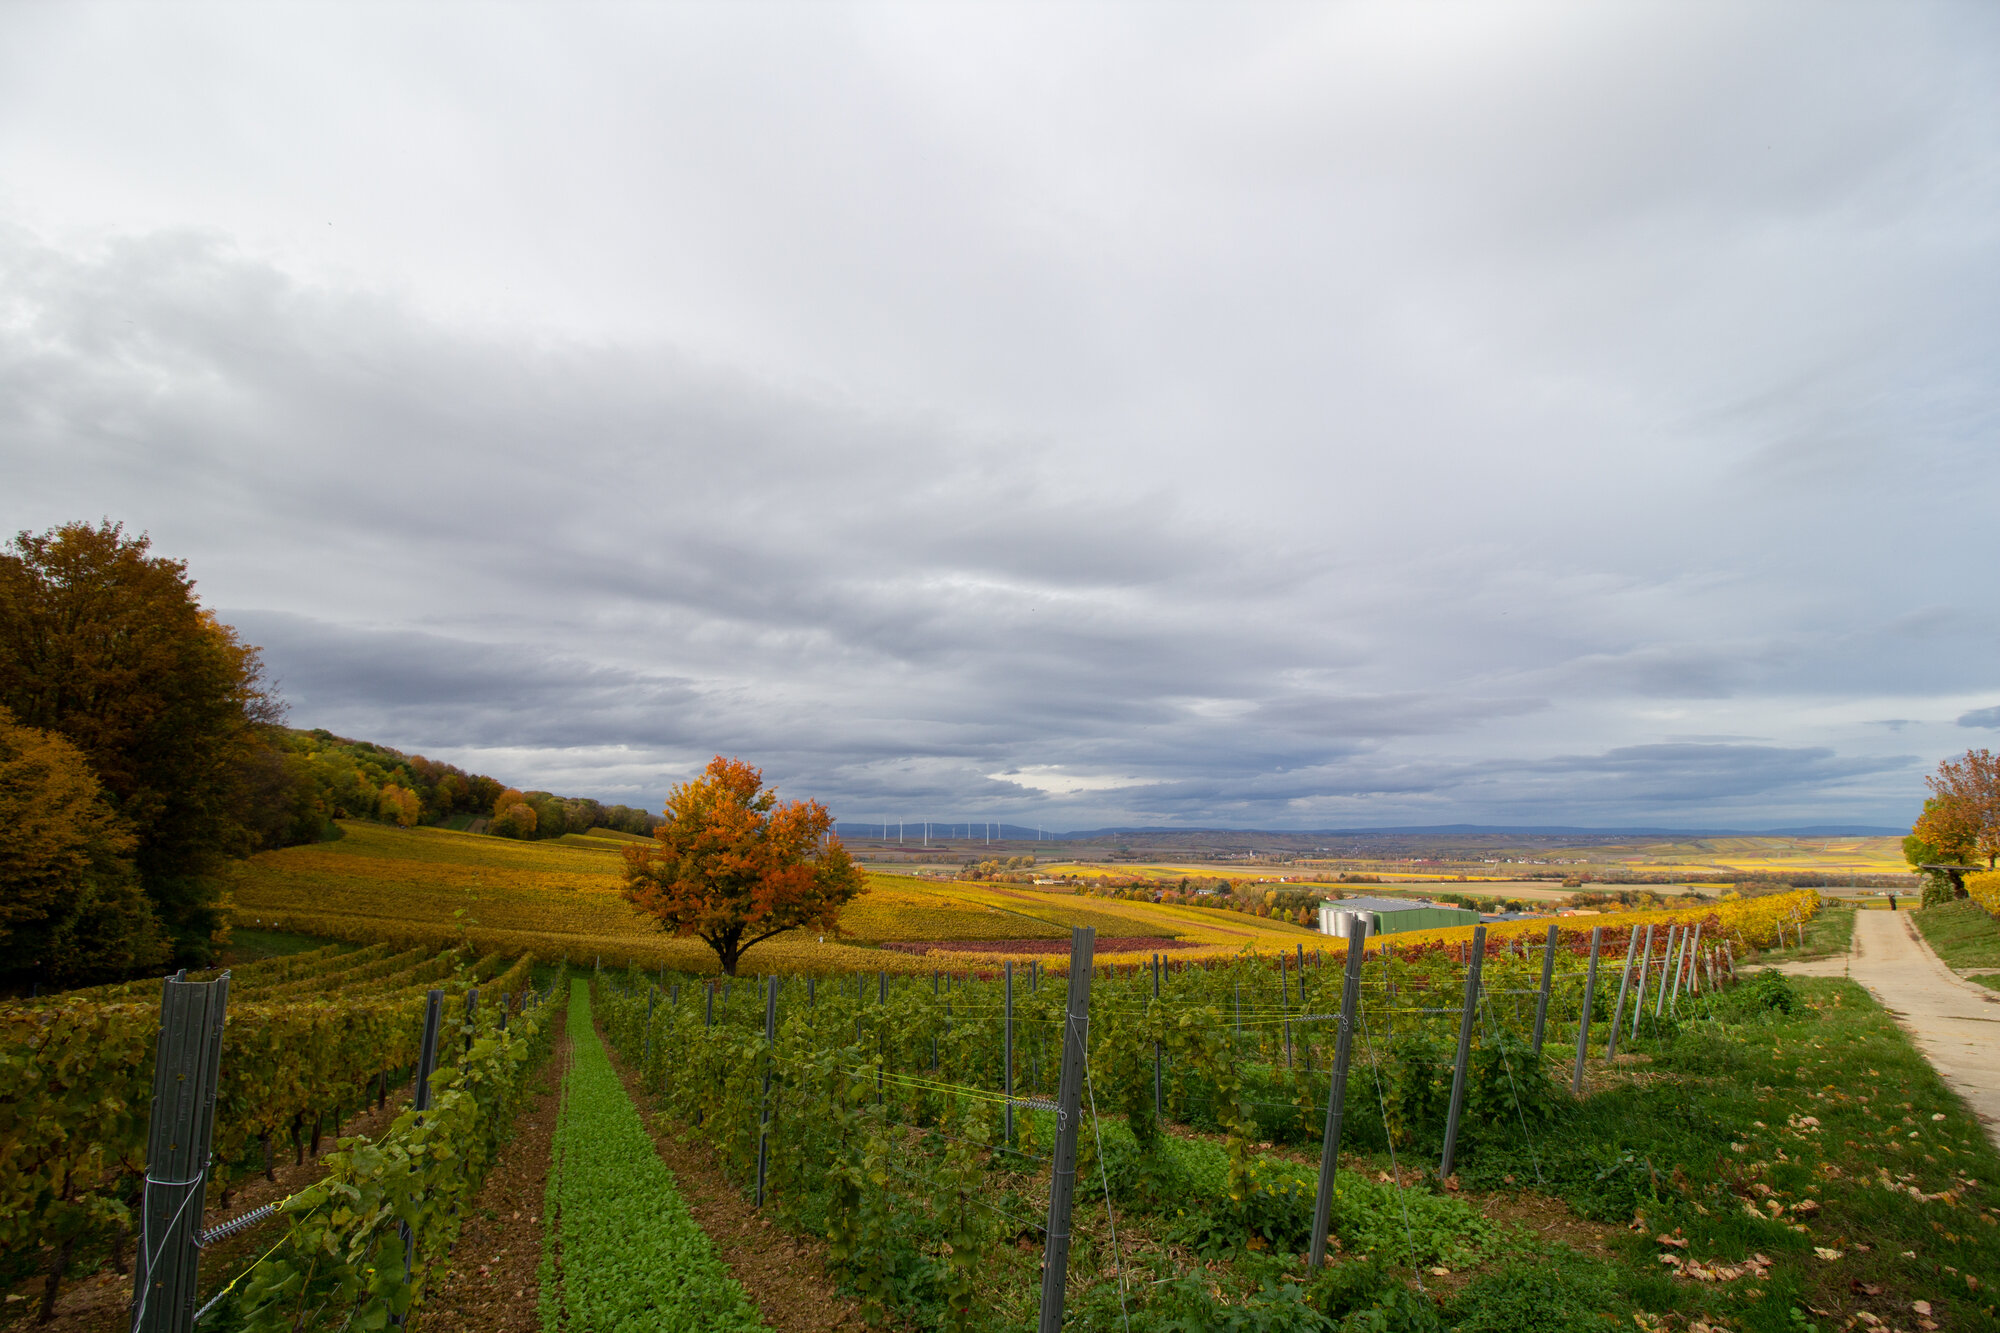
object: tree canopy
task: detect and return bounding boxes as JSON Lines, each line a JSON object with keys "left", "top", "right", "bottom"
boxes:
{"left": 0, "top": 706, "right": 169, "bottom": 986}
{"left": 0, "top": 521, "right": 278, "bottom": 961}
{"left": 1919, "top": 749, "right": 2000, "bottom": 870}
{"left": 621, "top": 756, "right": 864, "bottom": 975}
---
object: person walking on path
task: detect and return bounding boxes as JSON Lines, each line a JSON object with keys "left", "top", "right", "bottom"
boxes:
{"left": 1889, "top": 892, "right": 1898, "bottom": 911}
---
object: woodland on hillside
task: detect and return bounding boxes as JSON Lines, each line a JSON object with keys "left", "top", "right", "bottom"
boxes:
{"left": 0, "top": 521, "right": 651, "bottom": 990}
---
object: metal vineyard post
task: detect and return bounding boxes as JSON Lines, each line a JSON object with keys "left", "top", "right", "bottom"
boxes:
{"left": 1281, "top": 952, "right": 1294, "bottom": 1069}
{"left": 1151, "top": 953, "right": 1163, "bottom": 1117}
{"left": 1035, "top": 928, "right": 1096, "bottom": 1333}
{"left": 1654, "top": 925, "right": 1678, "bottom": 1023}
{"left": 131, "top": 971, "right": 229, "bottom": 1333}
{"left": 1606, "top": 929, "right": 1638, "bottom": 1062}
{"left": 1309, "top": 920, "right": 1368, "bottom": 1269}
{"left": 1439, "top": 924, "right": 1487, "bottom": 1179}
{"left": 756, "top": 977, "right": 778, "bottom": 1207}
{"left": 1571, "top": 929, "right": 1602, "bottom": 1096}
{"left": 1004, "top": 961, "right": 1016, "bottom": 1148}
{"left": 1668, "top": 926, "right": 1691, "bottom": 1015}
{"left": 1628, "top": 925, "right": 1655, "bottom": 1042}
{"left": 1530, "top": 922, "right": 1558, "bottom": 1057}
{"left": 392, "top": 989, "right": 445, "bottom": 1328}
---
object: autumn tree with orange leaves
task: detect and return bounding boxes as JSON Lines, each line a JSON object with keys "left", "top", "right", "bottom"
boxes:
{"left": 1918, "top": 748, "right": 2000, "bottom": 870}
{"left": 621, "top": 756, "right": 865, "bottom": 975}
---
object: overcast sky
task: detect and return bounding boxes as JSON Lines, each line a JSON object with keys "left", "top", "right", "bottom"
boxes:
{"left": 4, "top": 3, "right": 1997, "bottom": 830}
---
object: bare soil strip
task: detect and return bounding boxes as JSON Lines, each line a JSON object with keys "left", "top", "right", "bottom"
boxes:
{"left": 601, "top": 1026, "right": 866, "bottom": 1332}
{"left": 417, "top": 1008, "right": 569, "bottom": 1333}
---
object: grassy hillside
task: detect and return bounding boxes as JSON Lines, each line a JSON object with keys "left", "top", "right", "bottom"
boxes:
{"left": 1913, "top": 897, "right": 2000, "bottom": 988}
{"left": 229, "top": 822, "right": 1321, "bottom": 975}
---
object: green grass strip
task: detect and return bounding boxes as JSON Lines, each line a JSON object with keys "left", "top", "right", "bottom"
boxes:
{"left": 542, "top": 977, "right": 765, "bottom": 1332}
{"left": 1914, "top": 896, "right": 2000, "bottom": 974}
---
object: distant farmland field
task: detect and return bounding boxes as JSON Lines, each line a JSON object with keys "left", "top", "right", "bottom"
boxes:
{"left": 1036, "top": 834, "right": 1910, "bottom": 887}
{"left": 1563, "top": 834, "right": 1909, "bottom": 876}
{"left": 230, "top": 822, "right": 1322, "bottom": 974}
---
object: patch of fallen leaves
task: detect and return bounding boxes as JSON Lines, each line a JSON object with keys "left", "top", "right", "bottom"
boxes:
{"left": 1654, "top": 1235, "right": 1774, "bottom": 1284}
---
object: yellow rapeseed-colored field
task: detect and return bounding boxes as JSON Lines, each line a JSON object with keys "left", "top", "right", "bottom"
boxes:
{"left": 1568, "top": 835, "right": 1906, "bottom": 876}
{"left": 1040, "top": 862, "right": 1319, "bottom": 883}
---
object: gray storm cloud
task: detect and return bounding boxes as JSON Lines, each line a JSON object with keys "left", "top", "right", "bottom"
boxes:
{"left": 1, "top": 3, "right": 1996, "bottom": 828}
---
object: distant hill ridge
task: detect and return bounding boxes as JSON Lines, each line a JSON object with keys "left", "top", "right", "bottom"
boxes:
{"left": 832, "top": 821, "right": 1906, "bottom": 840}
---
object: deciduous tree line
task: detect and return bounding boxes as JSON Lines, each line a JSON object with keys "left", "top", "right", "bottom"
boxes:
{"left": 0, "top": 521, "right": 655, "bottom": 990}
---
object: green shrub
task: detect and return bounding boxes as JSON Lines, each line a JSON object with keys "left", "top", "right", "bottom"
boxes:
{"left": 1729, "top": 968, "right": 1798, "bottom": 1016}
{"left": 1384, "top": 1036, "right": 1453, "bottom": 1152}
{"left": 1920, "top": 870, "right": 1959, "bottom": 908}
{"left": 1462, "top": 1027, "right": 1560, "bottom": 1142}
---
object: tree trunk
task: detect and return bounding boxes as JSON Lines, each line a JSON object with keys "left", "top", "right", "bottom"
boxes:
{"left": 712, "top": 931, "right": 743, "bottom": 976}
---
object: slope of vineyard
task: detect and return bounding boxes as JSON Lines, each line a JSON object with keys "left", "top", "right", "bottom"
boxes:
{"left": 595, "top": 921, "right": 2000, "bottom": 1333}
{"left": 229, "top": 822, "right": 1325, "bottom": 973}
{"left": 1, "top": 945, "right": 548, "bottom": 1320}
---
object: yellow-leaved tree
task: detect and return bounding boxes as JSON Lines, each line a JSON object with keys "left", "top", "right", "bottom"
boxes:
{"left": 0, "top": 706, "right": 169, "bottom": 987}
